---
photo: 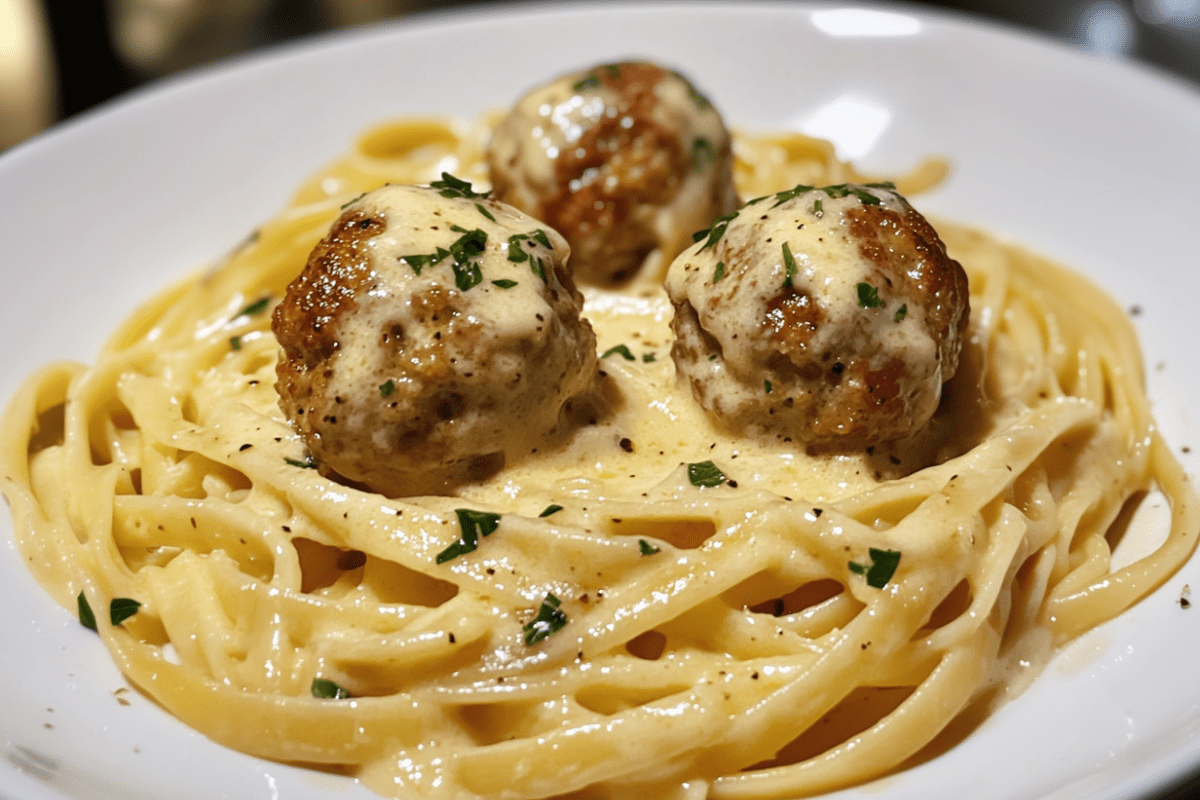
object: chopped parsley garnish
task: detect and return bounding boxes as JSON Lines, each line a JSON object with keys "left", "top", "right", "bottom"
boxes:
{"left": 687, "top": 460, "right": 727, "bottom": 487}
{"left": 848, "top": 548, "right": 902, "bottom": 588}
{"left": 430, "top": 172, "right": 488, "bottom": 199}
{"left": 639, "top": 539, "right": 660, "bottom": 556}
{"left": 77, "top": 591, "right": 96, "bottom": 631}
{"left": 769, "top": 182, "right": 897, "bottom": 211}
{"left": 400, "top": 226, "right": 489, "bottom": 291}
{"left": 523, "top": 593, "right": 568, "bottom": 645}
{"left": 539, "top": 504, "right": 564, "bottom": 518}
{"left": 672, "top": 70, "right": 713, "bottom": 110}
{"left": 340, "top": 192, "right": 366, "bottom": 209}
{"left": 448, "top": 225, "right": 487, "bottom": 291}
{"left": 380, "top": 380, "right": 395, "bottom": 397}
{"left": 285, "top": 456, "right": 317, "bottom": 469}
{"left": 828, "top": 182, "right": 895, "bottom": 204}
{"left": 506, "top": 229, "right": 554, "bottom": 282}
{"left": 109, "top": 598, "right": 142, "bottom": 626}
{"left": 894, "top": 304, "right": 908, "bottom": 322}
{"left": 491, "top": 279, "right": 518, "bottom": 289}
{"left": 229, "top": 336, "right": 242, "bottom": 351}
{"left": 845, "top": 186, "right": 883, "bottom": 205}
{"left": 572, "top": 63, "right": 621, "bottom": 92}
{"left": 856, "top": 282, "right": 883, "bottom": 308}
{"left": 692, "top": 137, "right": 715, "bottom": 169}
{"left": 436, "top": 508, "right": 502, "bottom": 563}
{"left": 764, "top": 380, "right": 773, "bottom": 393}
{"left": 693, "top": 210, "right": 739, "bottom": 252}
{"left": 713, "top": 261, "right": 726, "bottom": 283}
{"left": 770, "top": 184, "right": 816, "bottom": 208}
{"left": 311, "top": 678, "right": 352, "bottom": 699}
{"left": 236, "top": 297, "right": 270, "bottom": 318}
{"left": 475, "top": 202, "right": 496, "bottom": 222}
{"left": 642, "top": 352, "right": 657, "bottom": 363}
{"left": 78, "top": 592, "right": 142, "bottom": 630}
{"left": 602, "top": 344, "right": 635, "bottom": 361}
{"left": 781, "top": 242, "right": 798, "bottom": 289}
{"left": 398, "top": 251, "right": 440, "bottom": 275}
{"left": 572, "top": 73, "right": 603, "bottom": 92}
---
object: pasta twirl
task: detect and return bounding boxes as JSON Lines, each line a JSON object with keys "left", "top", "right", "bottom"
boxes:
{"left": 2, "top": 115, "right": 1196, "bottom": 800}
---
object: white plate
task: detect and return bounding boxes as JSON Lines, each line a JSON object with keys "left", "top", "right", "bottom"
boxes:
{"left": 3, "top": 3, "right": 1199, "bottom": 799}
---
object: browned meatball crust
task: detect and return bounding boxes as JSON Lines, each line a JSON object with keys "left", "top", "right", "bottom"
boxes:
{"left": 666, "top": 183, "right": 969, "bottom": 446}
{"left": 487, "top": 61, "right": 738, "bottom": 285}
{"left": 273, "top": 181, "right": 598, "bottom": 496}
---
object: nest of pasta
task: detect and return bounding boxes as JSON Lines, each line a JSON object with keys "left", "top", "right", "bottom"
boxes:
{"left": 3, "top": 64, "right": 1196, "bottom": 800}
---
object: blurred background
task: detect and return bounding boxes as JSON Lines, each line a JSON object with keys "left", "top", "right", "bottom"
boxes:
{"left": 2, "top": 0, "right": 1199, "bottom": 152}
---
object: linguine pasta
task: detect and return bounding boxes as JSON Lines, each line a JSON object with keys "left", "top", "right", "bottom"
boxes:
{"left": 2, "top": 115, "right": 1195, "bottom": 800}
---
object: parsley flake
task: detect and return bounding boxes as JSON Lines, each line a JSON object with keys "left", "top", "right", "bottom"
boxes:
{"left": 77, "top": 592, "right": 96, "bottom": 631}
{"left": 78, "top": 593, "right": 142, "bottom": 630}
{"left": 430, "top": 172, "right": 488, "bottom": 199}
{"left": 857, "top": 282, "right": 883, "bottom": 308}
{"left": 285, "top": 457, "right": 317, "bottom": 469}
{"left": 572, "top": 73, "right": 603, "bottom": 92}
{"left": 475, "top": 202, "right": 496, "bottom": 222}
{"left": 523, "top": 593, "right": 568, "bottom": 645}
{"left": 848, "top": 548, "right": 902, "bottom": 588}
{"left": 436, "top": 508, "right": 502, "bottom": 563}
{"left": 539, "top": 504, "right": 564, "bottom": 518}
{"left": 602, "top": 344, "right": 635, "bottom": 361}
{"left": 229, "top": 336, "right": 242, "bottom": 351}
{"left": 398, "top": 250, "right": 442, "bottom": 275}
{"left": 781, "top": 242, "right": 798, "bottom": 289}
{"left": 812, "top": 198, "right": 823, "bottom": 217}
{"left": 506, "top": 230, "right": 553, "bottom": 282}
{"left": 713, "top": 261, "right": 726, "bottom": 283}
{"left": 400, "top": 226, "right": 489, "bottom": 291}
{"left": 771, "top": 184, "right": 817, "bottom": 208}
{"left": 693, "top": 210, "right": 739, "bottom": 252}
{"left": 764, "top": 380, "right": 773, "bottom": 393}
{"left": 448, "top": 225, "right": 487, "bottom": 291}
{"left": 380, "top": 380, "right": 395, "bottom": 397}
{"left": 311, "top": 678, "right": 352, "bottom": 699}
{"left": 236, "top": 297, "right": 270, "bottom": 318}
{"left": 639, "top": 539, "right": 660, "bottom": 556}
{"left": 687, "top": 460, "right": 727, "bottom": 487}
{"left": 671, "top": 70, "right": 713, "bottom": 110}
{"left": 109, "top": 598, "right": 142, "bottom": 626}
{"left": 491, "top": 279, "right": 518, "bottom": 289}
{"left": 894, "top": 304, "right": 908, "bottom": 322}
{"left": 642, "top": 352, "right": 657, "bottom": 363}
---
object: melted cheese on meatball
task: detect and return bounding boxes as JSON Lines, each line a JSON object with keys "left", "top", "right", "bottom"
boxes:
{"left": 666, "top": 183, "right": 969, "bottom": 446}
{"left": 487, "top": 61, "right": 738, "bottom": 285}
{"left": 272, "top": 182, "right": 600, "bottom": 497}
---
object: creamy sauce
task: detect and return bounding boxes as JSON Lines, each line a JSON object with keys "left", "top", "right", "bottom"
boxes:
{"left": 666, "top": 184, "right": 967, "bottom": 445}
{"left": 271, "top": 184, "right": 598, "bottom": 496}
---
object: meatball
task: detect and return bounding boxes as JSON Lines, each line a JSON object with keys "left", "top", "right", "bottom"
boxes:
{"left": 487, "top": 61, "right": 738, "bottom": 285}
{"left": 666, "top": 183, "right": 969, "bottom": 446}
{"left": 272, "top": 180, "right": 598, "bottom": 497}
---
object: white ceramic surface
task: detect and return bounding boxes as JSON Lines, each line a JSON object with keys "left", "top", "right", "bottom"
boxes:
{"left": 3, "top": 3, "right": 1199, "bottom": 799}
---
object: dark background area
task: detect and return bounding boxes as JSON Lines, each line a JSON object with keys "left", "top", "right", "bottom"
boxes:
{"left": 37, "top": 0, "right": 1200, "bottom": 125}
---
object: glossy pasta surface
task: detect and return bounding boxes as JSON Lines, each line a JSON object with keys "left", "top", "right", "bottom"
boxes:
{"left": 2, "top": 115, "right": 1195, "bottom": 800}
